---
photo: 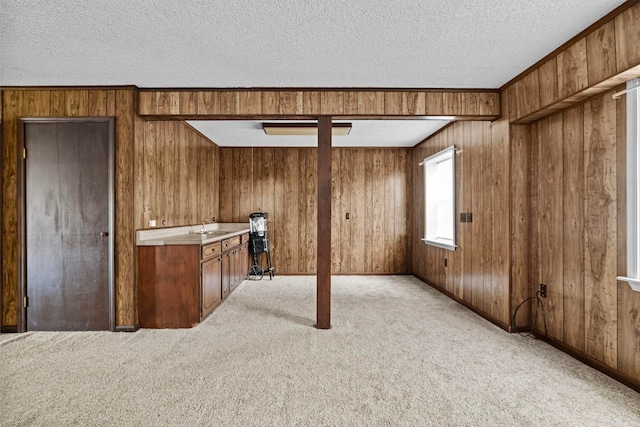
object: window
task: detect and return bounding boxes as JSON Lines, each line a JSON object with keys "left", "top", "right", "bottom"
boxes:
{"left": 422, "top": 145, "right": 456, "bottom": 250}
{"left": 618, "top": 78, "right": 640, "bottom": 292}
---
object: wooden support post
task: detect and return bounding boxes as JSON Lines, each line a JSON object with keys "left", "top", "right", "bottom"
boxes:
{"left": 316, "top": 116, "right": 332, "bottom": 329}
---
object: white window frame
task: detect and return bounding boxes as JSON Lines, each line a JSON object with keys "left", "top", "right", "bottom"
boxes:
{"left": 421, "top": 145, "right": 456, "bottom": 251}
{"left": 617, "top": 78, "right": 640, "bottom": 292}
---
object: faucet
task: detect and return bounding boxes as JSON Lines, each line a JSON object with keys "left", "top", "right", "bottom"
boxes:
{"left": 201, "top": 218, "right": 211, "bottom": 233}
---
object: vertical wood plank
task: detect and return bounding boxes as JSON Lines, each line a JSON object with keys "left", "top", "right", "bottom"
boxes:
{"left": 557, "top": 38, "right": 589, "bottom": 99}
{"left": 133, "top": 116, "right": 145, "bottom": 230}
{"left": 88, "top": 90, "right": 108, "bottom": 116}
{"left": 350, "top": 149, "right": 366, "bottom": 273}
{"left": 114, "top": 89, "right": 135, "bottom": 327}
{"left": 383, "top": 150, "right": 395, "bottom": 272}
{"left": 65, "top": 90, "right": 89, "bottom": 116}
{"left": 586, "top": 20, "right": 617, "bottom": 85}
{"left": 143, "top": 121, "right": 157, "bottom": 228}
{"left": 425, "top": 92, "right": 445, "bottom": 116}
{"left": 321, "top": 92, "right": 344, "bottom": 115}
{"left": 50, "top": 91, "right": 66, "bottom": 116}
{"left": 614, "top": 2, "right": 640, "bottom": 72}
{"left": 156, "top": 92, "right": 171, "bottom": 115}
{"left": 538, "top": 58, "right": 559, "bottom": 108}
{"left": 138, "top": 92, "right": 157, "bottom": 115}
{"left": 22, "top": 90, "right": 50, "bottom": 116}
{"left": 179, "top": 92, "right": 197, "bottom": 115}
{"left": 537, "top": 114, "right": 564, "bottom": 341}
{"left": 278, "top": 91, "right": 303, "bottom": 115}
{"left": 394, "top": 149, "right": 408, "bottom": 272}
{"left": 302, "top": 91, "right": 321, "bottom": 115}
{"left": 1, "top": 90, "right": 20, "bottom": 325}
{"left": 515, "top": 71, "right": 540, "bottom": 118}
{"left": 402, "top": 92, "right": 425, "bottom": 115}
{"left": 331, "top": 149, "right": 342, "bottom": 273}
{"left": 491, "top": 108, "right": 510, "bottom": 324}
{"left": 343, "top": 92, "right": 359, "bottom": 115}
{"left": 470, "top": 122, "right": 485, "bottom": 310}
{"left": 357, "top": 92, "right": 385, "bottom": 115}
{"left": 510, "top": 124, "right": 532, "bottom": 327}
{"left": 372, "top": 149, "right": 384, "bottom": 272}
{"left": 384, "top": 92, "right": 403, "bottom": 115}
{"left": 364, "top": 150, "right": 374, "bottom": 272}
{"left": 197, "top": 91, "right": 220, "bottom": 115}
{"left": 584, "top": 94, "right": 618, "bottom": 368}
{"left": 339, "top": 150, "right": 351, "bottom": 273}
{"left": 238, "top": 91, "right": 262, "bottom": 115}
{"left": 443, "top": 92, "right": 464, "bottom": 116}
{"left": 563, "top": 105, "right": 585, "bottom": 350}
{"left": 218, "top": 149, "right": 233, "bottom": 221}
{"left": 220, "top": 91, "right": 238, "bottom": 115}
{"left": 261, "top": 91, "right": 278, "bottom": 115}
{"left": 272, "top": 149, "right": 286, "bottom": 270}
{"left": 231, "top": 149, "right": 240, "bottom": 222}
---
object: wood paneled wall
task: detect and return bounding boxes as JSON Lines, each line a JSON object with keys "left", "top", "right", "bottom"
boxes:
{"left": 139, "top": 89, "right": 500, "bottom": 119}
{"left": 0, "top": 88, "right": 136, "bottom": 328}
{"left": 530, "top": 88, "right": 640, "bottom": 382}
{"left": 218, "top": 147, "right": 411, "bottom": 274}
{"left": 411, "top": 119, "right": 511, "bottom": 328}
{"left": 505, "top": 1, "right": 640, "bottom": 123}
{"left": 134, "top": 121, "right": 219, "bottom": 231}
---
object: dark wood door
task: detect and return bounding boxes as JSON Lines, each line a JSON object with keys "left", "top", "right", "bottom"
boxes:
{"left": 24, "top": 120, "right": 113, "bottom": 331}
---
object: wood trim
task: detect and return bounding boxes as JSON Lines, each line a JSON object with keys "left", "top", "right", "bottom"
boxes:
{"left": 533, "top": 332, "right": 640, "bottom": 392}
{"left": 413, "top": 273, "right": 511, "bottom": 332}
{"left": 114, "top": 324, "right": 139, "bottom": 332}
{"left": 137, "top": 89, "right": 500, "bottom": 119}
{"left": 0, "top": 325, "right": 17, "bottom": 333}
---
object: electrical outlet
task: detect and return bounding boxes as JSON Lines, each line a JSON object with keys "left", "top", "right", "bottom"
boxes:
{"left": 540, "top": 284, "right": 547, "bottom": 298}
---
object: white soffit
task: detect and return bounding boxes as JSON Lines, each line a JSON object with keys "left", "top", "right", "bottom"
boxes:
{"left": 0, "top": 0, "right": 627, "bottom": 88}
{"left": 187, "top": 120, "right": 451, "bottom": 148}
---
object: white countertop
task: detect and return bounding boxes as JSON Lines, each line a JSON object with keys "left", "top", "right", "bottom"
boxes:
{"left": 136, "top": 223, "right": 250, "bottom": 246}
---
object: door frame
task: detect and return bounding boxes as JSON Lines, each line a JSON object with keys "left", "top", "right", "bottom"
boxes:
{"left": 17, "top": 117, "right": 116, "bottom": 332}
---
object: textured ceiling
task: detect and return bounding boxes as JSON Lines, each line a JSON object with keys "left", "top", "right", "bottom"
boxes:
{"left": 187, "top": 119, "right": 450, "bottom": 147}
{"left": 0, "top": 0, "right": 626, "bottom": 88}
{"left": 0, "top": 0, "right": 626, "bottom": 147}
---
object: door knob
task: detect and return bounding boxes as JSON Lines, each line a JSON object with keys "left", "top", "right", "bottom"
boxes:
{"left": 100, "top": 232, "right": 109, "bottom": 237}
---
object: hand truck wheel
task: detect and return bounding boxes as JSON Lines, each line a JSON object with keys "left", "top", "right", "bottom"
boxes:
{"left": 247, "top": 264, "right": 264, "bottom": 281}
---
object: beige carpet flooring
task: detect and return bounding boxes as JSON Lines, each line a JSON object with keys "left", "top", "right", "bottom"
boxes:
{"left": 1, "top": 275, "right": 639, "bottom": 426}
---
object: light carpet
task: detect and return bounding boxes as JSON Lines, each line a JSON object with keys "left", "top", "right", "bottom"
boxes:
{"left": 0, "top": 275, "right": 638, "bottom": 426}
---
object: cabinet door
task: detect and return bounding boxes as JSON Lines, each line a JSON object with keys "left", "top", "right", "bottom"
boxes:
{"left": 201, "top": 256, "right": 222, "bottom": 319}
{"left": 229, "top": 249, "right": 239, "bottom": 293}
{"left": 222, "top": 252, "right": 231, "bottom": 299}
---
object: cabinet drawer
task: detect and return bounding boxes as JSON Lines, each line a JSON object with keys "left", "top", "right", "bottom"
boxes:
{"left": 222, "top": 236, "right": 241, "bottom": 250}
{"left": 202, "top": 242, "right": 222, "bottom": 260}
{"left": 240, "top": 233, "right": 250, "bottom": 244}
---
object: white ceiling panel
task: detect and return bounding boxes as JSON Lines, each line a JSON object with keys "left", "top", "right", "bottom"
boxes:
{"left": 187, "top": 120, "right": 450, "bottom": 147}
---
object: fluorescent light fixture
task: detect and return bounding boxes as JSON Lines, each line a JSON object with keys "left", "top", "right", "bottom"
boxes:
{"left": 262, "top": 123, "right": 352, "bottom": 136}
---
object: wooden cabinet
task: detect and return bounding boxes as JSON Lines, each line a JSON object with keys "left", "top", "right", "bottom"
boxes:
{"left": 138, "top": 232, "right": 250, "bottom": 328}
{"left": 138, "top": 245, "right": 201, "bottom": 328}
{"left": 222, "top": 234, "right": 249, "bottom": 296}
